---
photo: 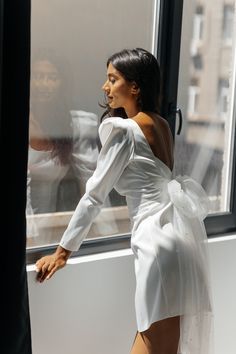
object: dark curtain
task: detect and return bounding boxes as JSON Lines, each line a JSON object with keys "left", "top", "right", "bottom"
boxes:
{"left": 0, "top": 0, "right": 32, "bottom": 353}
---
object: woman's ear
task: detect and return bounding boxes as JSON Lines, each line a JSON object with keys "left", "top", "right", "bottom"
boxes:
{"left": 131, "top": 82, "right": 140, "bottom": 95}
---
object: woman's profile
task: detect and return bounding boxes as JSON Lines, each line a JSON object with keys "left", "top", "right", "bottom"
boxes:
{"left": 35, "top": 48, "right": 213, "bottom": 353}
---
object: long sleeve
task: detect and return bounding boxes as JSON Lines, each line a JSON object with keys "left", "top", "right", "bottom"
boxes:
{"left": 70, "top": 110, "right": 99, "bottom": 194}
{"left": 60, "top": 117, "right": 134, "bottom": 251}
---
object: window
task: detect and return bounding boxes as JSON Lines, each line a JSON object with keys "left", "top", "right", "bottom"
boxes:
{"left": 190, "top": 6, "right": 204, "bottom": 63}
{"left": 193, "top": 5, "right": 204, "bottom": 42}
{"left": 175, "top": 0, "right": 236, "bottom": 223}
{"left": 192, "top": 53, "right": 203, "bottom": 70}
{"left": 25, "top": 0, "right": 236, "bottom": 264}
{"left": 218, "top": 78, "right": 229, "bottom": 119}
{"left": 188, "top": 79, "right": 200, "bottom": 115}
{"left": 222, "top": 4, "right": 234, "bottom": 42}
{"left": 26, "top": 0, "right": 159, "bottom": 250}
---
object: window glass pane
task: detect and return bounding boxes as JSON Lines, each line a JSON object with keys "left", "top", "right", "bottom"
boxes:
{"left": 26, "top": 0, "right": 159, "bottom": 248}
{"left": 175, "top": 0, "right": 236, "bottom": 214}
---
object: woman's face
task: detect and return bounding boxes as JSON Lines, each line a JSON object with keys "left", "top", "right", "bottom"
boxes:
{"left": 31, "top": 60, "right": 61, "bottom": 103}
{"left": 102, "top": 63, "right": 138, "bottom": 111}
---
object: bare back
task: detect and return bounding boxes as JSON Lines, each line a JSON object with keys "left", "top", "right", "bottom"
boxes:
{"left": 132, "top": 112, "right": 174, "bottom": 171}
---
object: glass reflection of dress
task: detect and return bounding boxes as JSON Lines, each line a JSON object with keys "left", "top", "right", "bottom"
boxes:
{"left": 27, "top": 110, "right": 100, "bottom": 243}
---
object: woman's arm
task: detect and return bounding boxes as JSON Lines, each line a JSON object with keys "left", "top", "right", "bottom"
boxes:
{"left": 35, "top": 118, "right": 134, "bottom": 282}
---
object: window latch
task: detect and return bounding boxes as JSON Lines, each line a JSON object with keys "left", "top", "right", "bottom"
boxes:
{"left": 175, "top": 107, "right": 183, "bottom": 135}
{"left": 169, "top": 103, "right": 183, "bottom": 135}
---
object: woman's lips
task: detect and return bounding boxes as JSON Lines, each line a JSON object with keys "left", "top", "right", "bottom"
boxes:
{"left": 107, "top": 96, "right": 113, "bottom": 103}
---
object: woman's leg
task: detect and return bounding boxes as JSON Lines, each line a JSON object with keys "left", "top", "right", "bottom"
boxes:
{"left": 131, "top": 331, "right": 148, "bottom": 354}
{"left": 131, "top": 316, "right": 180, "bottom": 354}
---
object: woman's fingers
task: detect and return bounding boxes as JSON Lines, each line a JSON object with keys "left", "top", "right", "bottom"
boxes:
{"left": 36, "top": 270, "right": 47, "bottom": 283}
{"left": 46, "top": 265, "right": 58, "bottom": 280}
{"left": 35, "top": 256, "right": 53, "bottom": 282}
{"left": 35, "top": 256, "right": 48, "bottom": 273}
{"left": 37, "top": 262, "right": 50, "bottom": 282}
{"left": 35, "top": 254, "right": 67, "bottom": 282}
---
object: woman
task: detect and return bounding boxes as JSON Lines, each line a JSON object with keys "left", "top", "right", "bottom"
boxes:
{"left": 35, "top": 48, "right": 213, "bottom": 354}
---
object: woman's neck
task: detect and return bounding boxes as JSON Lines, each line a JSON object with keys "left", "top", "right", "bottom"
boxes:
{"left": 124, "top": 104, "right": 140, "bottom": 118}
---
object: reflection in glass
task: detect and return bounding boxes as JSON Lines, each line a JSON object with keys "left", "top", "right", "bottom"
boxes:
{"left": 29, "top": 49, "right": 74, "bottom": 214}
{"left": 27, "top": 49, "right": 101, "bottom": 246}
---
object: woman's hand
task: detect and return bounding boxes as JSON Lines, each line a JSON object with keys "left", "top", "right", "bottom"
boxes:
{"left": 35, "top": 245, "right": 72, "bottom": 283}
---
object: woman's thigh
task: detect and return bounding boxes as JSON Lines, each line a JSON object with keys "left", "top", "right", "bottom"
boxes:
{"left": 131, "top": 316, "right": 180, "bottom": 354}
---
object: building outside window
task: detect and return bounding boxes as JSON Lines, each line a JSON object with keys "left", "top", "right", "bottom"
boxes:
{"left": 175, "top": 0, "right": 236, "bottom": 216}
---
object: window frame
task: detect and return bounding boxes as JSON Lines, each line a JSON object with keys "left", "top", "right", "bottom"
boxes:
{"left": 156, "top": 0, "right": 236, "bottom": 238}
{"left": 24, "top": 0, "right": 236, "bottom": 264}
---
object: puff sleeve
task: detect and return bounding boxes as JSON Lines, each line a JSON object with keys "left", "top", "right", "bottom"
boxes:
{"left": 60, "top": 117, "right": 134, "bottom": 251}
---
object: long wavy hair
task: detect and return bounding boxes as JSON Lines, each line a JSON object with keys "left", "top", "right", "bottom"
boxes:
{"left": 101, "top": 48, "right": 162, "bottom": 121}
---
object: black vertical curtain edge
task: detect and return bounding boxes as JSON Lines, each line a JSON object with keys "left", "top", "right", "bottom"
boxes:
{"left": 0, "top": 0, "right": 3, "bottom": 129}
{"left": 1, "top": 0, "right": 32, "bottom": 353}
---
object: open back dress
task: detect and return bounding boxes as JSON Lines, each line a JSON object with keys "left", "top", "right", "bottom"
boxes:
{"left": 60, "top": 117, "right": 213, "bottom": 354}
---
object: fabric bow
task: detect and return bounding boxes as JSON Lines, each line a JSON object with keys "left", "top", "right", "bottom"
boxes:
{"left": 167, "top": 175, "right": 210, "bottom": 220}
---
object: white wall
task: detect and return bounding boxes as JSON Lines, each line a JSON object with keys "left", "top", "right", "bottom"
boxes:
{"left": 27, "top": 236, "right": 236, "bottom": 354}
{"left": 208, "top": 235, "right": 236, "bottom": 354}
{"left": 27, "top": 250, "right": 137, "bottom": 354}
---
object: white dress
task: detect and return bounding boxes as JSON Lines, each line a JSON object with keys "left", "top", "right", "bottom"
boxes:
{"left": 60, "top": 117, "right": 213, "bottom": 354}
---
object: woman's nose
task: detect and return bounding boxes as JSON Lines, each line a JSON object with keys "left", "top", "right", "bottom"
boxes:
{"left": 102, "top": 80, "right": 109, "bottom": 92}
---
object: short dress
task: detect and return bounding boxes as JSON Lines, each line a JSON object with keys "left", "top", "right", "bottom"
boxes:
{"left": 60, "top": 117, "right": 213, "bottom": 354}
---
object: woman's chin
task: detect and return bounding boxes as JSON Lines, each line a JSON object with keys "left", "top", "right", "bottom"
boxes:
{"left": 108, "top": 103, "right": 121, "bottom": 110}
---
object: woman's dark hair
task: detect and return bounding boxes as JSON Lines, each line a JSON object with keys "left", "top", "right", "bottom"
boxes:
{"left": 101, "top": 48, "right": 162, "bottom": 120}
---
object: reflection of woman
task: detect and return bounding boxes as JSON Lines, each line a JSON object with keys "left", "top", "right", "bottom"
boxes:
{"left": 27, "top": 49, "right": 100, "bottom": 245}
{"left": 28, "top": 49, "right": 74, "bottom": 214}
{"left": 35, "top": 48, "right": 213, "bottom": 353}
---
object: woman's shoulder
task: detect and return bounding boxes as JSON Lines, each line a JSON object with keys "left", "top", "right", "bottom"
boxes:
{"left": 99, "top": 116, "right": 129, "bottom": 127}
{"left": 98, "top": 117, "right": 132, "bottom": 145}
{"left": 131, "top": 113, "right": 172, "bottom": 141}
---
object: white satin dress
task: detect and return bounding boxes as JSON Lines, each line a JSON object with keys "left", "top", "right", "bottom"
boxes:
{"left": 60, "top": 117, "right": 213, "bottom": 354}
